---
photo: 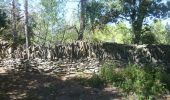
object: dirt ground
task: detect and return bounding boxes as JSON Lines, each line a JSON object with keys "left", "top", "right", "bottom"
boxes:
{"left": 0, "top": 67, "right": 123, "bottom": 100}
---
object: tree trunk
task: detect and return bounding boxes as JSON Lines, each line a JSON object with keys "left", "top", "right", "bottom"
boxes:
{"left": 12, "top": 0, "right": 17, "bottom": 51}
{"left": 24, "top": 0, "right": 29, "bottom": 59}
{"left": 132, "top": 21, "right": 143, "bottom": 44}
{"left": 78, "top": 0, "right": 86, "bottom": 40}
{"left": 131, "top": 1, "right": 149, "bottom": 44}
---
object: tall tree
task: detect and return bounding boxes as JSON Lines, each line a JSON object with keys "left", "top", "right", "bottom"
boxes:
{"left": 88, "top": 0, "right": 170, "bottom": 44}
{"left": 86, "top": 1, "right": 104, "bottom": 34}
{"left": 110, "top": 0, "right": 170, "bottom": 44}
{"left": 24, "top": 0, "right": 29, "bottom": 59}
{"left": 78, "top": 0, "right": 87, "bottom": 40}
{"left": 32, "top": 0, "right": 66, "bottom": 45}
{"left": 41, "top": 0, "right": 58, "bottom": 45}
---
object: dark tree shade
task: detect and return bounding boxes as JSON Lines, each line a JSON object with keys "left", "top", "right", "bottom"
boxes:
{"left": 0, "top": 9, "right": 7, "bottom": 30}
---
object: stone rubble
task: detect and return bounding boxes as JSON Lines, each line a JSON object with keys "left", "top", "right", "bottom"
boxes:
{"left": 0, "top": 58, "right": 100, "bottom": 75}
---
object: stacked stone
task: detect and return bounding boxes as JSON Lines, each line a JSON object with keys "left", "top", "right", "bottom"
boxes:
{"left": 0, "top": 41, "right": 170, "bottom": 67}
{"left": 0, "top": 58, "right": 100, "bottom": 75}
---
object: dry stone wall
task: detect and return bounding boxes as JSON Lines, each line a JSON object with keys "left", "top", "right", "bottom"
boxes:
{"left": 0, "top": 41, "right": 170, "bottom": 66}
{"left": 1, "top": 41, "right": 170, "bottom": 74}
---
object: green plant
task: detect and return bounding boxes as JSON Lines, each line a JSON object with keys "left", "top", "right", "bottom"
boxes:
{"left": 99, "top": 62, "right": 115, "bottom": 83}
{"left": 75, "top": 62, "right": 169, "bottom": 99}
{"left": 88, "top": 74, "right": 104, "bottom": 88}
{"left": 160, "top": 72, "right": 170, "bottom": 91}
{"left": 119, "top": 64, "right": 166, "bottom": 99}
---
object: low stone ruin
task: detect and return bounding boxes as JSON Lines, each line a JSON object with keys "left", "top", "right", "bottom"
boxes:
{"left": 1, "top": 41, "right": 170, "bottom": 64}
{"left": 0, "top": 41, "right": 170, "bottom": 74}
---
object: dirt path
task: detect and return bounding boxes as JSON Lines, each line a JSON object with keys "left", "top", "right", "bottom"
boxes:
{"left": 0, "top": 70, "right": 123, "bottom": 100}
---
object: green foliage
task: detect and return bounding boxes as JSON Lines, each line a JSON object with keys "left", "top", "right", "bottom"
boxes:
{"left": 117, "top": 0, "right": 170, "bottom": 20}
{"left": 93, "top": 0, "right": 170, "bottom": 44}
{"left": 86, "top": 1, "right": 109, "bottom": 30}
{"left": 98, "top": 62, "right": 168, "bottom": 99}
{"left": 32, "top": 0, "right": 66, "bottom": 45}
{"left": 54, "top": 28, "right": 78, "bottom": 43}
{"left": 141, "top": 25, "right": 158, "bottom": 44}
{"left": 73, "top": 62, "right": 169, "bottom": 99}
{"left": 141, "top": 33, "right": 157, "bottom": 44}
{"left": 139, "top": 20, "right": 170, "bottom": 44}
{"left": 115, "top": 22, "right": 132, "bottom": 44}
{"left": 92, "top": 28, "right": 114, "bottom": 43}
{"left": 91, "top": 22, "right": 132, "bottom": 43}
{"left": 88, "top": 74, "right": 105, "bottom": 88}
{"left": 99, "top": 62, "right": 115, "bottom": 83}
{"left": 0, "top": 0, "right": 29, "bottom": 44}
{"left": 151, "top": 20, "right": 167, "bottom": 44}
{"left": 165, "top": 24, "right": 170, "bottom": 44}
{"left": 0, "top": 9, "right": 7, "bottom": 31}
{"left": 120, "top": 64, "right": 166, "bottom": 99}
{"left": 160, "top": 72, "right": 170, "bottom": 91}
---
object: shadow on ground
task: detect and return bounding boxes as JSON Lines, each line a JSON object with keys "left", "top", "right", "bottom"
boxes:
{"left": 0, "top": 68, "right": 122, "bottom": 100}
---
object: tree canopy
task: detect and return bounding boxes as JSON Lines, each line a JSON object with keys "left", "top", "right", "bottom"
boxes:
{"left": 0, "top": 0, "right": 170, "bottom": 44}
{"left": 86, "top": 0, "right": 170, "bottom": 44}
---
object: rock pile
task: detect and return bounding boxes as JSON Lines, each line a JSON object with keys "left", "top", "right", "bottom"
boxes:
{"left": 0, "top": 58, "right": 100, "bottom": 75}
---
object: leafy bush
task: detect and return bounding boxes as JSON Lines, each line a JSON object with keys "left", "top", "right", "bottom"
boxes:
{"left": 160, "top": 72, "right": 170, "bottom": 91}
{"left": 99, "top": 62, "right": 167, "bottom": 99}
{"left": 99, "top": 62, "right": 125, "bottom": 85}
{"left": 141, "top": 25, "right": 158, "bottom": 44}
{"left": 119, "top": 64, "right": 166, "bottom": 99}
{"left": 99, "top": 62, "right": 115, "bottom": 83}
{"left": 75, "top": 62, "right": 169, "bottom": 99}
{"left": 144, "top": 65, "right": 170, "bottom": 92}
{"left": 88, "top": 74, "right": 105, "bottom": 88}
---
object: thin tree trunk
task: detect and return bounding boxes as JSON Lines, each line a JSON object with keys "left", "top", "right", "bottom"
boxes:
{"left": 78, "top": 0, "right": 86, "bottom": 40}
{"left": 12, "top": 0, "right": 17, "bottom": 51}
{"left": 24, "top": 0, "right": 29, "bottom": 59}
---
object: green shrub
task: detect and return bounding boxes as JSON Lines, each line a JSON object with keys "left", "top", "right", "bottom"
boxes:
{"left": 119, "top": 64, "right": 166, "bottom": 99}
{"left": 88, "top": 74, "right": 105, "bottom": 88}
{"left": 99, "top": 62, "right": 167, "bottom": 99}
{"left": 160, "top": 72, "right": 170, "bottom": 91}
{"left": 143, "top": 65, "right": 170, "bottom": 91}
{"left": 99, "top": 62, "right": 125, "bottom": 86}
{"left": 75, "top": 62, "right": 169, "bottom": 99}
{"left": 99, "top": 62, "right": 115, "bottom": 83}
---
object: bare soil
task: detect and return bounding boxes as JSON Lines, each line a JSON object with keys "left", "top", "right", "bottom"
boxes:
{"left": 0, "top": 68, "right": 123, "bottom": 100}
